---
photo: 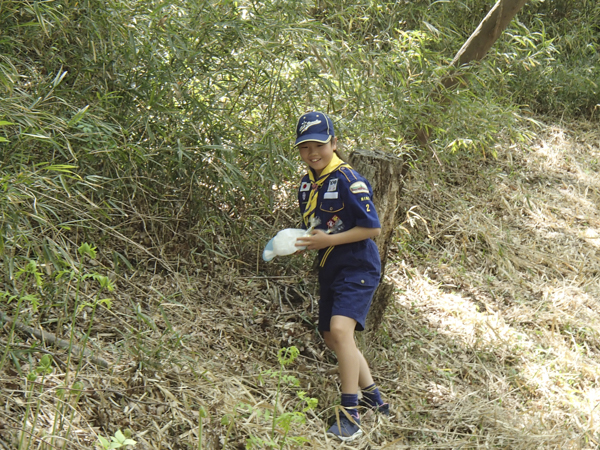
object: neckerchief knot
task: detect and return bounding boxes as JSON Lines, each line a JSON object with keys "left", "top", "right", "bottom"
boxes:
{"left": 302, "top": 153, "right": 351, "bottom": 227}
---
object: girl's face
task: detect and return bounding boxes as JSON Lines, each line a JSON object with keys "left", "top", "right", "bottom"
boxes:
{"left": 298, "top": 138, "right": 337, "bottom": 177}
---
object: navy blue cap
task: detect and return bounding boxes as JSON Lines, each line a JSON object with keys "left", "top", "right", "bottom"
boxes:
{"left": 295, "top": 111, "right": 334, "bottom": 146}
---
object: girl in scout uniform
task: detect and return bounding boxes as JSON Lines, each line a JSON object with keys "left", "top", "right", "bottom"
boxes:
{"left": 294, "top": 112, "right": 389, "bottom": 441}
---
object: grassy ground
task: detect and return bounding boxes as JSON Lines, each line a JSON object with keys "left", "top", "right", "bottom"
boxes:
{"left": 2, "top": 118, "right": 600, "bottom": 449}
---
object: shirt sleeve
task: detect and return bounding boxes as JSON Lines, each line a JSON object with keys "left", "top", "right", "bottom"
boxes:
{"left": 341, "top": 175, "right": 381, "bottom": 229}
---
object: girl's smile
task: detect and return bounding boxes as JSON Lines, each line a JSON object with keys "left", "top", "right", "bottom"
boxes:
{"left": 298, "top": 138, "right": 337, "bottom": 177}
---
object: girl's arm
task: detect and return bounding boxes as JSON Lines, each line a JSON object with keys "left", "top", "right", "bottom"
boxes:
{"left": 296, "top": 227, "right": 380, "bottom": 251}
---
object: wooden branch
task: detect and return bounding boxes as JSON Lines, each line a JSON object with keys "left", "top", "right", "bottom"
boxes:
{"left": 0, "top": 312, "right": 109, "bottom": 368}
{"left": 417, "top": 0, "right": 529, "bottom": 144}
{"left": 443, "top": 0, "right": 529, "bottom": 89}
{"left": 451, "top": 0, "right": 530, "bottom": 67}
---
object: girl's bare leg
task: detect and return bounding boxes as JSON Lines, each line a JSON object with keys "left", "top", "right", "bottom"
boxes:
{"left": 324, "top": 315, "right": 374, "bottom": 394}
{"left": 357, "top": 350, "right": 374, "bottom": 389}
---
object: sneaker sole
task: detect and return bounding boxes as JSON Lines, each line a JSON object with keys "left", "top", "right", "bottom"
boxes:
{"left": 327, "top": 429, "right": 363, "bottom": 442}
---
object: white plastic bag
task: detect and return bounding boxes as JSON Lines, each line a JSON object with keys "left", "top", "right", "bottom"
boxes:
{"left": 262, "top": 228, "right": 307, "bottom": 262}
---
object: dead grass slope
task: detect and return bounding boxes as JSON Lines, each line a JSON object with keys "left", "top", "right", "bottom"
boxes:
{"left": 2, "top": 118, "right": 600, "bottom": 449}
{"left": 385, "top": 119, "right": 600, "bottom": 449}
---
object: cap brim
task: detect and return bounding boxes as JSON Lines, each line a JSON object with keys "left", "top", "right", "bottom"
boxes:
{"left": 295, "top": 134, "right": 332, "bottom": 146}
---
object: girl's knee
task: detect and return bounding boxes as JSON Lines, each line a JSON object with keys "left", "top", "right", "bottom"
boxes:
{"left": 323, "top": 331, "right": 336, "bottom": 350}
{"left": 329, "top": 322, "right": 352, "bottom": 340}
{"left": 330, "top": 316, "right": 357, "bottom": 336}
{"left": 325, "top": 327, "right": 352, "bottom": 350}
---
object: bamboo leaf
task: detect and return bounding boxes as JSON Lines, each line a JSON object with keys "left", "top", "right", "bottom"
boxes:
{"left": 67, "top": 105, "right": 90, "bottom": 127}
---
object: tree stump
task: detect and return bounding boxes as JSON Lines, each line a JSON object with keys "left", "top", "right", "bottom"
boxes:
{"left": 348, "top": 149, "right": 406, "bottom": 331}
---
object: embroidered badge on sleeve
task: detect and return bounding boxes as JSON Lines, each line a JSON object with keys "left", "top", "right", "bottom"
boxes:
{"left": 349, "top": 181, "right": 369, "bottom": 194}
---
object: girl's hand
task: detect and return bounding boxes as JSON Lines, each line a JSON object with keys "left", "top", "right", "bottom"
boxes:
{"left": 295, "top": 229, "right": 332, "bottom": 251}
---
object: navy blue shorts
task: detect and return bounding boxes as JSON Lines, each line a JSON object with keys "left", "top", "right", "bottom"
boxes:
{"left": 318, "top": 267, "right": 380, "bottom": 332}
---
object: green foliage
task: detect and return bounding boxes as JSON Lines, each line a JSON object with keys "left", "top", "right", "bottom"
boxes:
{"left": 0, "top": 244, "right": 114, "bottom": 447}
{"left": 19, "top": 355, "right": 53, "bottom": 450}
{"left": 421, "top": 0, "right": 599, "bottom": 118}
{"left": 0, "top": 2, "right": 597, "bottom": 447}
{"left": 97, "top": 430, "right": 137, "bottom": 449}
{"left": 514, "top": 0, "right": 600, "bottom": 116}
{"left": 240, "top": 346, "right": 317, "bottom": 449}
{"left": 0, "top": 0, "right": 596, "bottom": 273}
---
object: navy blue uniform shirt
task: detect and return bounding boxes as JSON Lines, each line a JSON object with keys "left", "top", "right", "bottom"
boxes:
{"left": 297, "top": 165, "right": 381, "bottom": 279}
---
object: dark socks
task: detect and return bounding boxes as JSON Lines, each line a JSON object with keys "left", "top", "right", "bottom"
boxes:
{"left": 361, "top": 383, "right": 384, "bottom": 407}
{"left": 341, "top": 393, "right": 360, "bottom": 419}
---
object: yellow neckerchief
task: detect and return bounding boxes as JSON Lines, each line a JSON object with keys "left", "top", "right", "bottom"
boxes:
{"left": 302, "top": 153, "right": 351, "bottom": 227}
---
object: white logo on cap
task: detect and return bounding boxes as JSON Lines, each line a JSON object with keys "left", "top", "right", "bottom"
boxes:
{"left": 299, "top": 119, "right": 322, "bottom": 134}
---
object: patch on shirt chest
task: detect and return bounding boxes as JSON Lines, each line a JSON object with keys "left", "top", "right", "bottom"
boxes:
{"left": 323, "top": 178, "right": 339, "bottom": 199}
{"left": 300, "top": 181, "right": 311, "bottom": 192}
{"left": 327, "top": 215, "right": 341, "bottom": 231}
{"left": 349, "top": 181, "right": 369, "bottom": 194}
{"left": 327, "top": 179, "right": 338, "bottom": 192}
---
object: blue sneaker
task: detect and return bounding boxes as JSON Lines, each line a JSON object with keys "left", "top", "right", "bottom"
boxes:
{"left": 359, "top": 399, "right": 390, "bottom": 416}
{"left": 326, "top": 408, "right": 362, "bottom": 442}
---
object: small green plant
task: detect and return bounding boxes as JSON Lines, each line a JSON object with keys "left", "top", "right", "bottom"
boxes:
{"left": 64, "top": 243, "right": 114, "bottom": 376}
{"left": 0, "top": 291, "right": 42, "bottom": 374}
{"left": 19, "top": 354, "right": 53, "bottom": 450}
{"left": 49, "top": 243, "right": 114, "bottom": 448}
{"left": 244, "top": 346, "right": 318, "bottom": 449}
{"left": 198, "top": 405, "right": 208, "bottom": 450}
{"left": 97, "top": 430, "right": 136, "bottom": 449}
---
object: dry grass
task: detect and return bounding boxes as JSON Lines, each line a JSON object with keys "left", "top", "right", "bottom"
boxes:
{"left": 2, "top": 118, "right": 600, "bottom": 449}
{"left": 386, "top": 118, "right": 600, "bottom": 449}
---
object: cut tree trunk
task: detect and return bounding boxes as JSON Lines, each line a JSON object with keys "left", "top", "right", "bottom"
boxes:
{"left": 348, "top": 149, "right": 406, "bottom": 331}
